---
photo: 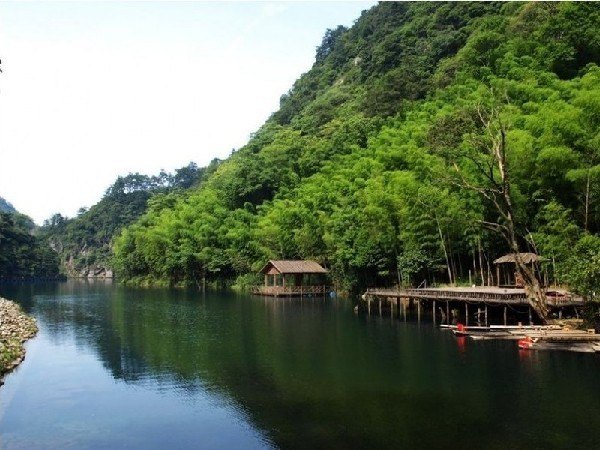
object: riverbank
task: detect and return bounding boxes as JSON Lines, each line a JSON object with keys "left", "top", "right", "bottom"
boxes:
{"left": 0, "top": 297, "right": 38, "bottom": 384}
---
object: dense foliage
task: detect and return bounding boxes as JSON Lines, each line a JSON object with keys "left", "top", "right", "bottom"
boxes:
{"left": 112, "top": 2, "right": 600, "bottom": 296}
{"left": 0, "top": 212, "right": 60, "bottom": 279}
{"left": 42, "top": 161, "right": 219, "bottom": 276}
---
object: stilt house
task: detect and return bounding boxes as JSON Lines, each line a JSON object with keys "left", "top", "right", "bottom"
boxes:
{"left": 253, "top": 260, "right": 329, "bottom": 297}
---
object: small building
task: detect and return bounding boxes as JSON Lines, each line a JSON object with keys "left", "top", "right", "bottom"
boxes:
{"left": 252, "top": 260, "right": 329, "bottom": 297}
{"left": 494, "top": 252, "right": 545, "bottom": 287}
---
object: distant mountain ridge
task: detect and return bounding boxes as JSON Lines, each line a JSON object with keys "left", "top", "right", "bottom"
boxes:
{"left": 0, "top": 196, "right": 16, "bottom": 214}
{"left": 40, "top": 161, "right": 220, "bottom": 278}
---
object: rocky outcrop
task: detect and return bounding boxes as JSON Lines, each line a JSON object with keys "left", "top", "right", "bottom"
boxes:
{"left": 80, "top": 266, "right": 114, "bottom": 279}
{"left": 0, "top": 298, "right": 38, "bottom": 385}
{"left": 62, "top": 253, "right": 114, "bottom": 279}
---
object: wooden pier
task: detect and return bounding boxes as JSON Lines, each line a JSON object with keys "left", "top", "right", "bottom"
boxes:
{"left": 364, "top": 287, "right": 583, "bottom": 307}
{"left": 360, "top": 286, "right": 584, "bottom": 325}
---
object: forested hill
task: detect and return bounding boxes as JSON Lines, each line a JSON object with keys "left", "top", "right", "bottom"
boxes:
{"left": 113, "top": 2, "right": 600, "bottom": 296}
{"left": 41, "top": 161, "right": 219, "bottom": 278}
{"left": 0, "top": 212, "right": 60, "bottom": 279}
{"left": 0, "top": 196, "right": 60, "bottom": 278}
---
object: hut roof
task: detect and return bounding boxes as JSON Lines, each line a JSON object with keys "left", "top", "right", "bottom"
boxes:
{"left": 259, "top": 260, "right": 328, "bottom": 274}
{"left": 493, "top": 253, "right": 543, "bottom": 265}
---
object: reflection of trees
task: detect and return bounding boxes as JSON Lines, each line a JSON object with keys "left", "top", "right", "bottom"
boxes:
{"left": 5, "top": 282, "right": 595, "bottom": 448}
{"left": 99, "top": 290, "right": 487, "bottom": 448}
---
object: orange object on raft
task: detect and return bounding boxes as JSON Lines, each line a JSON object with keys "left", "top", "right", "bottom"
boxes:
{"left": 518, "top": 336, "right": 534, "bottom": 349}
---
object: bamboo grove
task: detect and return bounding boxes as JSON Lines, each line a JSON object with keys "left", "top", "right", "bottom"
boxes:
{"left": 103, "top": 3, "right": 600, "bottom": 297}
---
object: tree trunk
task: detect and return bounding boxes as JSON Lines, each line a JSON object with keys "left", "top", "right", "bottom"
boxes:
{"left": 436, "top": 217, "right": 453, "bottom": 285}
{"left": 585, "top": 168, "right": 590, "bottom": 232}
{"left": 478, "top": 237, "right": 485, "bottom": 286}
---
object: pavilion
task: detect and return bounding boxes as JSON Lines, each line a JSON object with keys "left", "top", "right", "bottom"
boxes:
{"left": 252, "top": 260, "right": 329, "bottom": 297}
{"left": 493, "top": 252, "right": 545, "bottom": 287}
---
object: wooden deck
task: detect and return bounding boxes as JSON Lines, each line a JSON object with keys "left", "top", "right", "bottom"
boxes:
{"left": 251, "top": 285, "right": 329, "bottom": 297}
{"left": 364, "top": 286, "right": 584, "bottom": 307}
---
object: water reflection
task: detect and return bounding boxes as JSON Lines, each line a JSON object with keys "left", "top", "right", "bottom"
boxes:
{"left": 1, "top": 281, "right": 600, "bottom": 449}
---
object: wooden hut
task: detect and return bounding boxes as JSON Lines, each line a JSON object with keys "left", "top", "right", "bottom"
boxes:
{"left": 494, "top": 253, "right": 544, "bottom": 288}
{"left": 253, "top": 260, "right": 329, "bottom": 297}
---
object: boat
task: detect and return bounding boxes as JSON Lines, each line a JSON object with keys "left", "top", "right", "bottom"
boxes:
{"left": 446, "top": 323, "right": 559, "bottom": 339}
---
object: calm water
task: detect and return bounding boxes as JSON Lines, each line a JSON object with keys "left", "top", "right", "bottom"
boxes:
{"left": 1, "top": 281, "right": 599, "bottom": 449}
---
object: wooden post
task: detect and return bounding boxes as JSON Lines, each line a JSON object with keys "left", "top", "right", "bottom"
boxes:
{"left": 485, "top": 304, "right": 488, "bottom": 327}
{"left": 529, "top": 306, "right": 533, "bottom": 325}
{"left": 465, "top": 303, "right": 469, "bottom": 326}
{"left": 379, "top": 299, "right": 382, "bottom": 317}
{"left": 417, "top": 300, "right": 421, "bottom": 322}
{"left": 477, "top": 307, "right": 482, "bottom": 325}
{"left": 367, "top": 297, "right": 371, "bottom": 315}
{"left": 496, "top": 265, "right": 500, "bottom": 287}
{"left": 468, "top": 270, "right": 472, "bottom": 286}
{"left": 433, "top": 300, "right": 436, "bottom": 325}
{"left": 390, "top": 298, "right": 394, "bottom": 320}
{"left": 446, "top": 301, "right": 450, "bottom": 325}
{"left": 396, "top": 298, "right": 400, "bottom": 319}
{"left": 504, "top": 306, "right": 507, "bottom": 326}
{"left": 264, "top": 274, "right": 268, "bottom": 287}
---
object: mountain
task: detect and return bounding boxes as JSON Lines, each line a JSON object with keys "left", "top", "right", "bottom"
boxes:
{"left": 0, "top": 196, "right": 16, "bottom": 214}
{"left": 109, "top": 2, "right": 600, "bottom": 296}
{"left": 40, "top": 161, "right": 220, "bottom": 278}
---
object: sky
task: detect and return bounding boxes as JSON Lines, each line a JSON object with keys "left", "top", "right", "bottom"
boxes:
{"left": 0, "top": 1, "right": 375, "bottom": 224}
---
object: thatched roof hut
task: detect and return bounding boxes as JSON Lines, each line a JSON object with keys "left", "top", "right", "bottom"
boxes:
{"left": 255, "top": 260, "right": 329, "bottom": 297}
{"left": 493, "top": 253, "right": 544, "bottom": 265}
{"left": 259, "top": 260, "right": 328, "bottom": 275}
{"left": 493, "top": 253, "right": 544, "bottom": 287}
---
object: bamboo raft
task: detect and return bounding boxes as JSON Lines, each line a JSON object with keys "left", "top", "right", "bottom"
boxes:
{"left": 509, "top": 329, "right": 600, "bottom": 342}
{"left": 444, "top": 324, "right": 600, "bottom": 352}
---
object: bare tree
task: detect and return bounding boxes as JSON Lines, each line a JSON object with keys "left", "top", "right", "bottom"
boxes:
{"left": 446, "top": 102, "right": 549, "bottom": 322}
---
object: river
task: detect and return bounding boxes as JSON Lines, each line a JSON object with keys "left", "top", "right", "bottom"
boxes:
{"left": 1, "top": 281, "right": 599, "bottom": 449}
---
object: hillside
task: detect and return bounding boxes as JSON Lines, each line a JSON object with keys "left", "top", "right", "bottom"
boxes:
{"left": 112, "top": 2, "right": 600, "bottom": 296}
{"left": 41, "top": 161, "right": 219, "bottom": 278}
{"left": 0, "top": 211, "right": 60, "bottom": 279}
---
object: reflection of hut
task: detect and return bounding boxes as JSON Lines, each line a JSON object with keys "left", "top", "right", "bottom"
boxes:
{"left": 253, "top": 260, "right": 329, "bottom": 297}
{"left": 494, "top": 253, "right": 544, "bottom": 287}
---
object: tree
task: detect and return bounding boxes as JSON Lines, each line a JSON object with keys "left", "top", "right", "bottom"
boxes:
{"left": 438, "top": 101, "right": 550, "bottom": 322}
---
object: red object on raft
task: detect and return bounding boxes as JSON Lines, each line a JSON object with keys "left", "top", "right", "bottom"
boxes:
{"left": 457, "top": 323, "right": 465, "bottom": 332}
{"left": 518, "top": 336, "right": 534, "bottom": 349}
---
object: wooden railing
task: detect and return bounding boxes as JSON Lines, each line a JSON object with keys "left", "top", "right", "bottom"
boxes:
{"left": 251, "top": 285, "right": 329, "bottom": 296}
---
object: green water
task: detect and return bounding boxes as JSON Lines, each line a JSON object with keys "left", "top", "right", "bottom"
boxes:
{"left": 1, "top": 281, "right": 599, "bottom": 449}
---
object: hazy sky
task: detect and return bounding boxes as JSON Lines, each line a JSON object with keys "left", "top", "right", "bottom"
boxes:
{"left": 0, "top": 1, "right": 374, "bottom": 224}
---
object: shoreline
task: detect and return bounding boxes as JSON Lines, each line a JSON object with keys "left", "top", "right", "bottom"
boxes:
{"left": 0, "top": 297, "right": 38, "bottom": 385}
